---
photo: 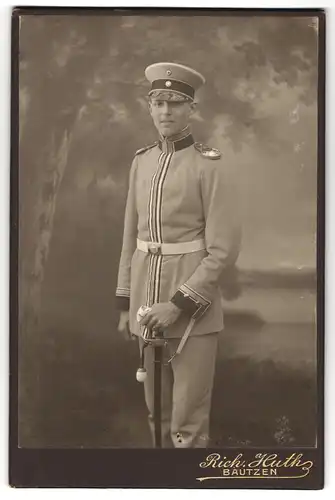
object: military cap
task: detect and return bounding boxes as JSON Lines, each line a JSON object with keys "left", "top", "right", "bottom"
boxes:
{"left": 145, "top": 62, "right": 205, "bottom": 101}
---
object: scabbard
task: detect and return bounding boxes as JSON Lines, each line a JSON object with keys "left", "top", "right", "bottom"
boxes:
{"left": 153, "top": 345, "right": 163, "bottom": 448}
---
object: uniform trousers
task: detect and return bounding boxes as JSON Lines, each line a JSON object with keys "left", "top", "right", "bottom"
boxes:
{"left": 139, "top": 332, "right": 219, "bottom": 448}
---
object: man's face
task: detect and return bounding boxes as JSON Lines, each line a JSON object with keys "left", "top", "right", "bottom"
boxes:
{"left": 148, "top": 98, "right": 195, "bottom": 137}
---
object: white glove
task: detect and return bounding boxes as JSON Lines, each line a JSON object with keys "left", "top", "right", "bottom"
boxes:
{"left": 136, "top": 305, "right": 152, "bottom": 323}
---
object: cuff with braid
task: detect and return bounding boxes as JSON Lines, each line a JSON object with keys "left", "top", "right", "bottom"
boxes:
{"left": 115, "top": 287, "right": 130, "bottom": 311}
{"left": 170, "top": 284, "right": 211, "bottom": 319}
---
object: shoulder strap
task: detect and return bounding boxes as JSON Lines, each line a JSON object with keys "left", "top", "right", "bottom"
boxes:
{"left": 194, "top": 142, "right": 221, "bottom": 160}
{"left": 134, "top": 141, "right": 158, "bottom": 156}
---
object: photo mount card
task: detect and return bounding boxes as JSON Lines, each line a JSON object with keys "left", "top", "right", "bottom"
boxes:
{"left": 10, "top": 7, "right": 325, "bottom": 489}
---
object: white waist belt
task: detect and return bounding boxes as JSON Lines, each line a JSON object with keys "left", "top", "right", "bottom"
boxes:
{"left": 137, "top": 238, "right": 206, "bottom": 255}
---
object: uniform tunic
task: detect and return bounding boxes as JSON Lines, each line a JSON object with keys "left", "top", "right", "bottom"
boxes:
{"left": 116, "top": 128, "right": 241, "bottom": 339}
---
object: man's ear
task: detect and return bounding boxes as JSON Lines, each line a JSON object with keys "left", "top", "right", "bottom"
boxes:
{"left": 189, "top": 101, "right": 197, "bottom": 116}
{"left": 147, "top": 98, "right": 153, "bottom": 114}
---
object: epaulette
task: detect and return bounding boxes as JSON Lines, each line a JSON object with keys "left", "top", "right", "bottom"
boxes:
{"left": 135, "top": 141, "right": 158, "bottom": 156}
{"left": 194, "top": 142, "right": 221, "bottom": 160}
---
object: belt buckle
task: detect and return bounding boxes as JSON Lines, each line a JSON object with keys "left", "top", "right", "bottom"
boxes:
{"left": 148, "top": 242, "right": 161, "bottom": 255}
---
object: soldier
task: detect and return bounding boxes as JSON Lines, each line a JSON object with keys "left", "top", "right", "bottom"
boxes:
{"left": 116, "top": 62, "right": 241, "bottom": 448}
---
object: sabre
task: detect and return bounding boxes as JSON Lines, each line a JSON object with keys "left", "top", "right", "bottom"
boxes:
{"left": 136, "top": 305, "right": 166, "bottom": 448}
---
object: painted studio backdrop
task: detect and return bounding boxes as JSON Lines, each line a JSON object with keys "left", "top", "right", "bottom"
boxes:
{"left": 18, "top": 13, "right": 318, "bottom": 448}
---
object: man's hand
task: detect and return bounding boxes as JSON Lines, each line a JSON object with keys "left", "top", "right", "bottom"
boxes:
{"left": 139, "top": 302, "right": 182, "bottom": 332}
{"left": 117, "top": 311, "right": 134, "bottom": 341}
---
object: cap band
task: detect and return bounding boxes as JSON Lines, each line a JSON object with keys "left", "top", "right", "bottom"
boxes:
{"left": 149, "top": 79, "right": 195, "bottom": 99}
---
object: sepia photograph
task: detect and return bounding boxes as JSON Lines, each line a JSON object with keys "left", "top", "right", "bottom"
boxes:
{"left": 10, "top": 7, "right": 324, "bottom": 488}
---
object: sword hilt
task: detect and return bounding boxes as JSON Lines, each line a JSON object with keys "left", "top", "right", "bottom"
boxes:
{"left": 136, "top": 306, "right": 167, "bottom": 383}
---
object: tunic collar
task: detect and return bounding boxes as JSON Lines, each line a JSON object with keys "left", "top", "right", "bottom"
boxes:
{"left": 158, "top": 126, "right": 194, "bottom": 153}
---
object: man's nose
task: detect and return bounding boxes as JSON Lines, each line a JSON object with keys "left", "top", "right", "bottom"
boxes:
{"left": 160, "top": 102, "right": 172, "bottom": 114}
